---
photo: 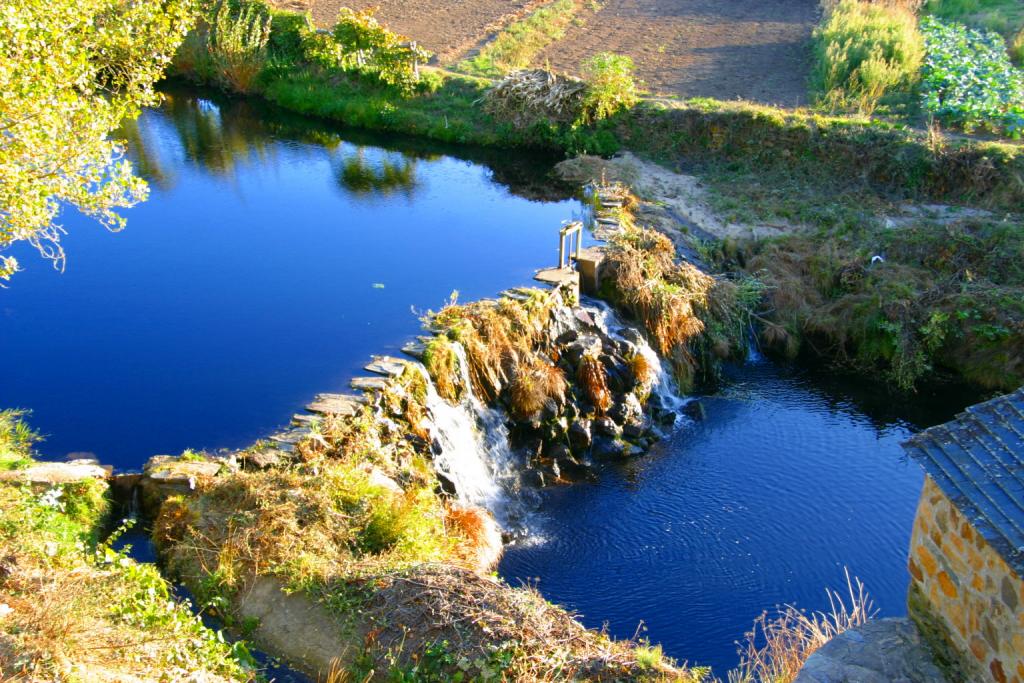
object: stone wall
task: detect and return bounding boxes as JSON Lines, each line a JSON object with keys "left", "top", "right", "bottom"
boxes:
{"left": 907, "top": 476, "right": 1024, "bottom": 683}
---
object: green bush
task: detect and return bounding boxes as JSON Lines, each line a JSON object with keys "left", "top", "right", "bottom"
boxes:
{"left": 579, "top": 52, "right": 639, "bottom": 124}
{"left": 267, "top": 7, "right": 313, "bottom": 60}
{"left": 332, "top": 8, "right": 431, "bottom": 94}
{"left": 811, "top": 0, "right": 924, "bottom": 113}
{"left": 209, "top": 1, "right": 273, "bottom": 93}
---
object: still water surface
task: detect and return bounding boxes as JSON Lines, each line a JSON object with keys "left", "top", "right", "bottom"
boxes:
{"left": 499, "top": 354, "right": 974, "bottom": 674}
{"left": 1, "top": 86, "right": 977, "bottom": 677}
{"left": 0, "top": 86, "right": 579, "bottom": 468}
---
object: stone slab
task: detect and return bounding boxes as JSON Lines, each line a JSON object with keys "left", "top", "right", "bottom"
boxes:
{"left": 305, "top": 393, "right": 365, "bottom": 416}
{"left": 0, "top": 460, "right": 111, "bottom": 486}
{"left": 365, "top": 356, "right": 407, "bottom": 378}
{"left": 350, "top": 376, "right": 390, "bottom": 392}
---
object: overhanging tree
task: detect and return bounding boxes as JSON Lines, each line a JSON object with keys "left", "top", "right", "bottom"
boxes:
{"left": 0, "top": 0, "right": 195, "bottom": 281}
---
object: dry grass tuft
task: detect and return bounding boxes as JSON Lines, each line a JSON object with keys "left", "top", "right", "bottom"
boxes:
{"left": 728, "top": 569, "right": 876, "bottom": 683}
{"left": 578, "top": 353, "right": 613, "bottom": 415}
{"left": 483, "top": 69, "right": 587, "bottom": 127}
{"left": 508, "top": 356, "right": 568, "bottom": 419}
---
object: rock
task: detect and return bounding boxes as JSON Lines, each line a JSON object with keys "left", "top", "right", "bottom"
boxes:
{"left": 545, "top": 442, "right": 572, "bottom": 461}
{"left": 241, "top": 448, "right": 287, "bottom": 470}
{"left": 554, "top": 329, "right": 579, "bottom": 346}
{"left": 623, "top": 422, "right": 647, "bottom": 439}
{"left": 618, "top": 328, "right": 645, "bottom": 347}
{"left": 140, "top": 454, "right": 229, "bottom": 516}
{"left": 306, "top": 393, "right": 365, "bottom": 417}
{"left": 351, "top": 376, "right": 390, "bottom": 393}
{"left": 573, "top": 309, "right": 597, "bottom": 330}
{"left": 593, "top": 416, "right": 622, "bottom": 437}
{"left": 592, "top": 436, "right": 626, "bottom": 458}
{"left": 568, "top": 419, "right": 592, "bottom": 450}
{"left": 365, "top": 355, "right": 407, "bottom": 378}
{"left": 682, "top": 400, "right": 706, "bottom": 421}
{"left": 368, "top": 467, "right": 403, "bottom": 495}
{"left": 794, "top": 618, "right": 948, "bottom": 683}
{"left": 435, "top": 472, "right": 457, "bottom": 496}
{"left": 610, "top": 393, "right": 643, "bottom": 426}
{"left": 0, "top": 459, "right": 111, "bottom": 488}
{"left": 269, "top": 429, "right": 311, "bottom": 446}
{"left": 563, "top": 335, "right": 603, "bottom": 365}
{"left": 554, "top": 455, "right": 591, "bottom": 481}
{"left": 401, "top": 337, "right": 429, "bottom": 360}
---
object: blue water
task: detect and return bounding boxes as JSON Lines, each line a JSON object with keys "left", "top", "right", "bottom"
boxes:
{"left": 0, "top": 87, "right": 580, "bottom": 468}
{"left": 1, "top": 85, "right": 978, "bottom": 678}
{"left": 499, "top": 354, "right": 974, "bottom": 675}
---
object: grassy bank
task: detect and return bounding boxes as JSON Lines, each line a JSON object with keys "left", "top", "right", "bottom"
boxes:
{"left": 154, "top": 359, "right": 698, "bottom": 680}
{"left": 167, "top": 2, "right": 1024, "bottom": 216}
{"left": 0, "top": 415, "right": 254, "bottom": 681}
{"left": 457, "top": 0, "right": 582, "bottom": 77}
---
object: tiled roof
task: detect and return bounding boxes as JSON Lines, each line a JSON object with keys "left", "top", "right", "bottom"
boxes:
{"left": 902, "top": 387, "right": 1024, "bottom": 577}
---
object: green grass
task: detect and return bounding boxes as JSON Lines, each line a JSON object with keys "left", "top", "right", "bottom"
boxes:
{"left": 0, "top": 408, "right": 40, "bottom": 468}
{"left": 811, "top": 0, "right": 924, "bottom": 113}
{"left": 926, "top": 0, "right": 1024, "bottom": 43}
{"left": 457, "top": 0, "right": 580, "bottom": 77}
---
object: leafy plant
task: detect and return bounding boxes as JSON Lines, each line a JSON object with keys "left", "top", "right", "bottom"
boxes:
{"left": 0, "top": 409, "right": 40, "bottom": 469}
{"left": 579, "top": 52, "right": 640, "bottom": 123}
{"left": 811, "top": 0, "right": 924, "bottom": 113}
{"left": 919, "top": 16, "right": 1024, "bottom": 137}
{"left": 332, "top": 8, "right": 431, "bottom": 94}
{"left": 209, "top": 0, "right": 273, "bottom": 93}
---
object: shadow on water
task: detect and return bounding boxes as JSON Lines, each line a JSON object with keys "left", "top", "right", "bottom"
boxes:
{"left": 499, "top": 350, "right": 979, "bottom": 676}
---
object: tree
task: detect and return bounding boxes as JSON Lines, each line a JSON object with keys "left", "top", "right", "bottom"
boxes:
{"left": 0, "top": 0, "right": 195, "bottom": 281}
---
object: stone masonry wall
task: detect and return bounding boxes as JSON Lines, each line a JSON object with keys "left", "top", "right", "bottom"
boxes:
{"left": 907, "top": 476, "right": 1024, "bottom": 683}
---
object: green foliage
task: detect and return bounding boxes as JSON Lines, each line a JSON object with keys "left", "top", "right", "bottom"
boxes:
{"left": 209, "top": 0, "right": 273, "bottom": 93}
{"left": 0, "top": 409, "right": 39, "bottom": 469}
{"left": 811, "top": 0, "right": 924, "bottom": 113}
{"left": 332, "top": 8, "right": 432, "bottom": 94}
{"left": 920, "top": 16, "right": 1024, "bottom": 137}
{"left": 0, "top": 0, "right": 195, "bottom": 281}
{"left": 579, "top": 52, "right": 640, "bottom": 123}
{"left": 457, "top": 0, "right": 579, "bottom": 77}
{"left": 266, "top": 7, "right": 313, "bottom": 60}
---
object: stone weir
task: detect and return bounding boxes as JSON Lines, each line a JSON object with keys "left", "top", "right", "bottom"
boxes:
{"left": 131, "top": 276, "right": 684, "bottom": 530}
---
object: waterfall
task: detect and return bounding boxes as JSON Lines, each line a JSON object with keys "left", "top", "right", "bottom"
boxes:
{"left": 415, "top": 344, "right": 526, "bottom": 529}
{"left": 584, "top": 298, "right": 689, "bottom": 414}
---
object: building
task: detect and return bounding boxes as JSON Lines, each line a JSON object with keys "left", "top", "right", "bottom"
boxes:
{"left": 902, "top": 387, "right": 1024, "bottom": 683}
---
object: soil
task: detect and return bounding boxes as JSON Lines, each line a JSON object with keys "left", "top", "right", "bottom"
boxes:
{"left": 539, "top": 0, "right": 820, "bottom": 106}
{"left": 279, "top": 0, "right": 548, "bottom": 64}
{"left": 278, "top": 0, "right": 820, "bottom": 106}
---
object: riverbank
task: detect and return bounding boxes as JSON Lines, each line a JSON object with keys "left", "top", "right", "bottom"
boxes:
{"left": 170, "top": 2, "right": 1024, "bottom": 219}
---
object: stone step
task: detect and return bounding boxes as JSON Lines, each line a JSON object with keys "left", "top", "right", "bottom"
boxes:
{"left": 401, "top": 337, "right": 431, "bottom": 360}
{"left": 0, "top": 459, "right": 111, "bottom": 486}
{"left": 291, "top": 413, "right": 320, "bottom": 426}
{"left": 351, "top": 376, "right": 391, "bottom": 392}
{"left": 365, "top": 355, "right": 407, "bottom": 377}
{"left": 269, "top": 429, "right": 310, "bottom": 446}
{"left": 305, "top": 393, "right": 365, "bottom": 417}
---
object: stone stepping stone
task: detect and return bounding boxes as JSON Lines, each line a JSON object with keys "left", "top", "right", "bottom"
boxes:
{"left": 269, "top": 429, "right": 310, "bottom": 445}
{"left": 365, "top": 355, "right": 407, "bottom": 377}
{"left": 291, "top": 413, "right": 320, "bottom": 426}
{"left": 305, "top": 393, "right": 365, "bottom": 416}
{"left": 401, "top": 337, "right": 431, "bottom": 360}
{"left": 595, "top": 216, "right": 619, "bottom": 226}
{"left": 351, "top": 376, "right": 390, "bottom": 392}
{"left": 0, "top": 459, "right": 111, "bottom": 486}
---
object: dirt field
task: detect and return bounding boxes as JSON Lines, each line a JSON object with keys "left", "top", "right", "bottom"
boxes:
{"left": 281, "top": 0, "right": 548, "bottom": 64}
{"left": 540, "top": 0, "right": 819, "bottom": 106}
{"left": 286, "top": 0, "right": 820, "bottom": 107}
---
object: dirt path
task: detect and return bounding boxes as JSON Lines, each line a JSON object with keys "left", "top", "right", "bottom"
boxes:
{"left": 538, "top": 0, "right": 818, "bottom": 106}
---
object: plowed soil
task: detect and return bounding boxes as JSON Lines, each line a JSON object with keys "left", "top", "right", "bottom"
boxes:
{"left": 281, "top": 0, "right": 820, "bottom": 106}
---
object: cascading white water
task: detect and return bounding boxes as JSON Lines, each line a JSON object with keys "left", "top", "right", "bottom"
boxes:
{"left": 584, "top": 298, "right": 688, "bottom": 413}
{"left": 415, "top": 344, "right": 524, "bottom": 527}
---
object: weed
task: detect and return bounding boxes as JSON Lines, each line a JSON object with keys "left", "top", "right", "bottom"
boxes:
{"left": 578, "top": 353, "right": 612, "bottom": 415}
{"left": 209, "top": 1, "right": 273, "bottom": 93}
{"left": 0, "top": 408, "right": 38, "bottom": 470}
{"left": 508, "top": 356, "right": 567, "bottom": 419}
{"left": 811, "top": 0, "right": 924, "bottom": 113}
{"left": 728, "top": 569, "right": 875, "bottom": 683}
{"left": 580, "top": 52, "right": 640, "bottom": 123}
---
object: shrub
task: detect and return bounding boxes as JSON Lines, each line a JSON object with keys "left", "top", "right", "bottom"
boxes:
{"left": 508, "top": 356, "right": 567, "bottom": 419}
{"left": 483, "top": 69, "right": 587, "bottom": 128}
{"left": 267, "top": 7, "right": 313, "bottom": 60}
{"left": 209, "top": 0, "right": 273, "bottom": 93}
{"left": 811, "top": 0, "right": 924, "bottom": 113}
{"left": 920, "top": 16, "right": 1024, "bottom": 137}
{"left": 332, "top": 7, "right": 431, "bottom": 94}
{"left": 1012, "top": 27, "right": 1024, "bottom": 64}
{"left": 577, "top": 354, "right": 612, "bottom": 415}
{"left": 0, "top": 408, "right": 39, "bottom": 469}
{"left": 579, "top": 52, "right": 640, "bottom": 123}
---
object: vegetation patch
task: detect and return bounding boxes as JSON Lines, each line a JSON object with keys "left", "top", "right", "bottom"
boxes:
{"left": 0, "top": 446, "right": 252, "bottom": 680}
{"left": 457, "top": 0, "right": 581, "bottom": 77}
{"left": 811, "top": 0, "right": 924, "bottom": 114}
{"left": 920, "top": 16, "right": 1024, "bottom": 137}
{"left": 737, "top": 214, "right": 1024, "bottom": 391}
{"left": 0, "top": 409, "right": 38, "bottom": 471}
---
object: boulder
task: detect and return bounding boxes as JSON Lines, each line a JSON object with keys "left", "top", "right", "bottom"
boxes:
{"left": 0, "top": 459, "right": 111, "bottom": 488}
{"left": 563, "top": 335, "right": 603, "bottom": 365}
{"left": 592, "top": 436, "right": 626, "bottom": 459}
{"left": 610, "top": 393, "right": 644, "bottom": 426}
{"left": 593, "top": 416, "right": 622, "bottom": 437}
{"left": 568, "top": 419, "right": 592, "bottom": 450}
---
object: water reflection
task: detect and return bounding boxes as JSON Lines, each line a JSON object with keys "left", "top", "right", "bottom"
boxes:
{"left": 119, "top": 83, "right": 573, "bottom": 202}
